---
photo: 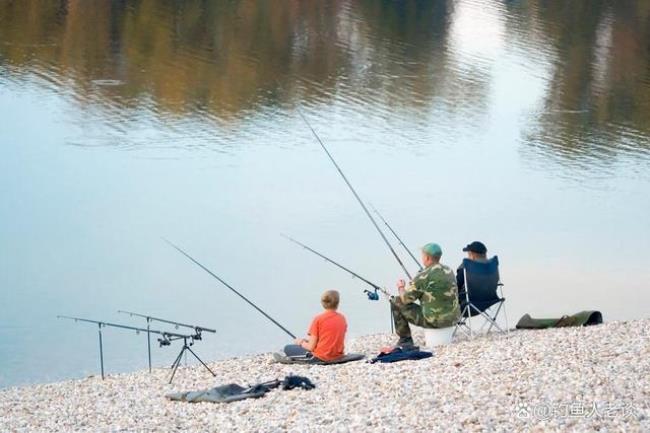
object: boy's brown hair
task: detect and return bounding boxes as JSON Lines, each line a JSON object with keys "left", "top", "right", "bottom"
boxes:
{"left": 321, "top": 290, "right": 340, "bottom": 310}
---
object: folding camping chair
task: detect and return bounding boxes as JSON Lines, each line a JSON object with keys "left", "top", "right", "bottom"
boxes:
{"left": 453, "top": 256, "right": 508, "bottom": 338}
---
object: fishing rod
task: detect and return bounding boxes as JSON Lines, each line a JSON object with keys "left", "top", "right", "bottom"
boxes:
{"left": 283, "top": 234, "right": 394, "bottom": 333}
{"left": 117, "top": 310, "right": 216, "bottom": 373}
{"left": 117, "top": 311, "right": 216, "bottom": 334}
{"left": 370, "top": 204, "right": 422, "bottom": 271}
{"left": 57, "top": 315, "right": 215, "bottom": 383}
{"left": 163, "top": 238, "right": 297, "bottom": 339}
{"left": 282, "top": 234, "right": 392, "bottom": 300}
{"left": 298, "top": 110, "right": 413, "bottom": 280}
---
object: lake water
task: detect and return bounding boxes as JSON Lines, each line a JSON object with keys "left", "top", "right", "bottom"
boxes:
{"left": 1, "top": 0, "right": 649, "bottom": 388}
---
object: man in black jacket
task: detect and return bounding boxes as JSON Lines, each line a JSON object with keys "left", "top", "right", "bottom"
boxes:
{"left": 456, "top": 241, "right": 490, "bottom": 292}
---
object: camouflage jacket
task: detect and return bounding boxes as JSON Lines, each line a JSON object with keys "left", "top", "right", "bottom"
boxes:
{"left": 402, "top": 263, "right": 460, "bottom": 328}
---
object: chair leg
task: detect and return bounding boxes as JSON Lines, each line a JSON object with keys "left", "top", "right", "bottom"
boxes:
{"left": 452, "top": 324, "right": 468, "bottom": 339}
{"left": 499, "top": 286, "right": 509, "bottom": 334}
{"left": 455, "top": 323, "right": 471, "bottom": 338}
{"left": 482, "top": 311, "right": 505, "bottom": 333}
{"left": 464, "top": 303, "right": 507, "bottom": 335}
{"left": 468, "top": 304, "right": 488, "bottom": 337}
{"left": 485, "top": 303, "right": 504, "bottom": 334}
{"left": 478, "top": 313, "right": 491, "bottom": 332}
{"left": 467, "top": 303, "right": 505, "bottom": 334}
{"left": 463, "top": 270, "right": 473, "bottom": 338}
{"left": 466, "top": 304, "right": 474, "bottom": 338}
{"left": 453, "top": 305, "right": 472, "bottom": 339}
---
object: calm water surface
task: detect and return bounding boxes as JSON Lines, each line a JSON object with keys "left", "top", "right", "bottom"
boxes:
{"left": 1, "top": 0, "right": 649, "bottom": 388}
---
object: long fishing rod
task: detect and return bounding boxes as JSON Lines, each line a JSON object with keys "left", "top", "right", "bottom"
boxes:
{"left": 298, "top": 110, "right": 413, "bottom": 280}
{"left": 283, "top": 234, "right": 394, "bottom": 333}
{"left": 370, "top": 204, "right": 422, "bottom": 271}
{"left": 282, "top": 234, "right": 391, "bottom": 300}
{"left": 163, "top": 238, "right": 297, "bottom": 339}
{"left": 117, "top": 311, "right": 216, "bottom": 333}
{"left": 117, "top": 310, "right": 216, "bottom": 373}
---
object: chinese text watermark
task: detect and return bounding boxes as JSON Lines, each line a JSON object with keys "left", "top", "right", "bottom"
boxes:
{"left": 515, "top": 401, "right": 638, "bottom": 421}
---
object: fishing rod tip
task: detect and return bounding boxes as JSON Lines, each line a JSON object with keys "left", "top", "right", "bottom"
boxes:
{"left": 280, "top": 233, "right": 298, "bottom": 243}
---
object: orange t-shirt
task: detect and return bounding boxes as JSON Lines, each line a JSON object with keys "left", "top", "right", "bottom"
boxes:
{"left": 308, "top": 310, "right": 347, "bottom": 361}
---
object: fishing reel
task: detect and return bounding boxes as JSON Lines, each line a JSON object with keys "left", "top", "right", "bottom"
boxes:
{"left": 364, "top": 288, "right": 380, "bottom": 301}
{"left": 365, "top": 287, "right": 395, "bottom": 301}
{"left": 158, "top": 335, "right": 171, "bottom": 347}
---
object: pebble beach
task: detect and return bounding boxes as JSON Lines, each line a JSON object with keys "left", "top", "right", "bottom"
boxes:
{"left": 1, "top": 319, "right": 648, "bottom": 433}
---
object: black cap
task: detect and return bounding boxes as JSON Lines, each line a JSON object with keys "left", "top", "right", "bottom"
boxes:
{"left": 463, "top": 241, "right": 487, "bottom": 254}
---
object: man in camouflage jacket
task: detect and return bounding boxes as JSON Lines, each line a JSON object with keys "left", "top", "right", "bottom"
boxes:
{"left": 391, "top": 242, "right": 460, "bottom": 347}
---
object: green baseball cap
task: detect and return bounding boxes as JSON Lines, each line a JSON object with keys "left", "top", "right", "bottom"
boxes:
{"left": 422, "top": 243, "right": 442, "bottom": 257}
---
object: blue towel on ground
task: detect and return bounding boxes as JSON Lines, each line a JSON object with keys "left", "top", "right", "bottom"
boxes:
{"left": 369, "top": 347, "right": 433, "bottom": 364}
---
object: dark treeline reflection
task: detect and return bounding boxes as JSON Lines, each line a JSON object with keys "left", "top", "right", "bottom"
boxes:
{"left": 0, "top": 0, "right": 649, "bottom": 159}
{"left": 504, "top": 0, "right": 650, "bottom": 161}
{"left": 0, "top": 0, "right": 455, "bottom": 119}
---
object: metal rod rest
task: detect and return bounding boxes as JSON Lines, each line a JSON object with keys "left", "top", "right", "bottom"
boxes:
{"left": 57, "top": 315, "right": 191, "bottom": 339}
{"left": 59, "top": 315, "right": 211, "bottom": 381}
{"left": 98, "top": 323, "right": 104, "bottom": 380}
{"left": 168, "top": 336, "right": 216, "bottom": 384}
{"left": 147, "top": 320, "right": 152, "bottom": 373}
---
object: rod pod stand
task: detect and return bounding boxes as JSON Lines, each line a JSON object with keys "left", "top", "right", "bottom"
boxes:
{"left": 117, "top": 309, "right": 217, "bottom": 374}
{"left": 166, "top": 335, "right": 216, "bottom": 384}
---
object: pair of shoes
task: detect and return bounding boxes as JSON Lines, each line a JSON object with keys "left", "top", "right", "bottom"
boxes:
{"left": 397, "top": 336, "right": 414, "bottom": 346}
{"left": 395, "top": 337, "right": 418, "bottom": 351}
{"left": 272, "top": 352, "right": 290, "bottom": 363}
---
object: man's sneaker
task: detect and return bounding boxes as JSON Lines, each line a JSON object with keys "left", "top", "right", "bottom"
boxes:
{"left": 395, "top": 337, "right": 418, "bottom": 351}
{"left": 272, "top": 352, "right": 290, "bottom": 363}
{"left": 397, "top": 336, "right": 414, "bottom": 346}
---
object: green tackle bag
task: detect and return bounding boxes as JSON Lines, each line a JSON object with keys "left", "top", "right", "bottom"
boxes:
{"left": 516, "top": 311, "right": 603, "bottom": 329}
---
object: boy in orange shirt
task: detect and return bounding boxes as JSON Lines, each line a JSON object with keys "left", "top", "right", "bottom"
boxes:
{"left": 279, "top": 289, "right": 347, "bottom": 362}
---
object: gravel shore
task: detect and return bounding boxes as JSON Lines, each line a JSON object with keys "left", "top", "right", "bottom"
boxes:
{"left": 1, "top": 319, "right": 648, "bottom": 433}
